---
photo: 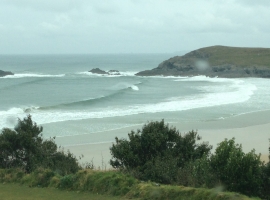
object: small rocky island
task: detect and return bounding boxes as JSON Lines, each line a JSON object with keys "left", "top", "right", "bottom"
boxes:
{"left": 136, "top": 46, "right": 270, "bottom": 78}
{"left": 89, "top": 68, "right": 120, "bottom": 75}
{"left": 0, "top": 70, "right": 14, "bottom": 77}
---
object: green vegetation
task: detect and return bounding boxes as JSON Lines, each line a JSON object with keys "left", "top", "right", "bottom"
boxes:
{"left": 110, "top": 120, "right": 212, "bottom": 183}
{"left": 0, "top": 168, "right": 256, "bottom": 200}
{"left": 201, "top": 46, "right": 270, "bottom": 67}
{"left": 210, "top": 139, "right": 263, "bottom": 196}
{"left": 0, "top": 183, "right": 122, "bottom": 200}
{"left": 191, "top": 45, "right": 270, "bottom": 67}
{"left": 0, "top": 117, "right": 270, "bottom": 199}
{"left": 0, "top": 115, "right": 80, "bottom": 174}
{"left": 110, "top": 120, "right": 270, "bottom": 199}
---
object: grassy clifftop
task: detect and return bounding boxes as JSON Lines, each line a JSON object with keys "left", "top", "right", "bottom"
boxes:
{"left": 187, "top": 45, "right": 270, "bottom": 67}
{"left": 136, "top": 45, "right": 270, "bottom": 78}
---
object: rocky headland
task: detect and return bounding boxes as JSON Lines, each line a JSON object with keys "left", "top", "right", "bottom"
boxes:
{"left": 0, "top": 70, "right": 14, "bottom": 77}
{"left": 136, "top": 46, "right": 270, "bottom": 78}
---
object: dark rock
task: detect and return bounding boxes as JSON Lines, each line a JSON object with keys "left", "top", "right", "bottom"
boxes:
{"left": 0, "top": 70, "right": 14, "bottom": 77}
{"left": 89, "top": 68, "right": 109, "bottom": 75}
{"left": 89, "top": 68, "right": 122, "bottom": 76}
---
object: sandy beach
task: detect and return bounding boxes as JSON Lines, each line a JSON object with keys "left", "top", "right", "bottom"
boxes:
{"left": 54, "top": 110, "right": 270, "bottom": 167}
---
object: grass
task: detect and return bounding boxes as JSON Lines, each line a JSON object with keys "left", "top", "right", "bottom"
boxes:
{"left": 0, "top": 183, "right": 125, "bottom": 200}
{"left": 187, "top": 45, "right": 270, "bottom": 67}
{"left": 0, "top": 168, "right": 260, "bottom": 200}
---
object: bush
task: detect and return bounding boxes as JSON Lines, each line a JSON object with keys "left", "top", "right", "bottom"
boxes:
{"left": 0, "top": 115, "right": 80, "bottom": 174}
{"left": 50, "top": 150, "right": 81, "bottom": 175}
{"left": 0, "top": 168, "right": 25, "bottom": 183}
{"left": 110, "top": 120, "right": 212, "bottom": 183}
{"left": 31, "top": 168, "right": 55, "bottom": 187}
{"left": 261, "top": 140, "right": 270, "bottom": 199}
{"left": 210, "top": 138, "right": 263, "bottom": 197}
{"left": 261, "top": 162, "right": 270, "bottom": 199}
{"left": 142, "top": 155, "right": 178, "bottom": 184}
{"left": 176, "top": 155, "right": 217, "bottom": 188}
{"left": 59, "top": 174, "right": 75, "bottom": 189}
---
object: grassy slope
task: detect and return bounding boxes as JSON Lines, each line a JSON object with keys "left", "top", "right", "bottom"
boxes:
{"left": 194, "top": 45, "right": 270, "bottom": 67}
{"left": 0, "top": 168, "right": 259, "bottom": 200}
{"left": 0, "top": 183, "right": 124, "bottom": 200}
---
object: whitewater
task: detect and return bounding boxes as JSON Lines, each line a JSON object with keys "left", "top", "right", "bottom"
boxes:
{"left": 1, "top": 54, "right": 270, "bottom": 138}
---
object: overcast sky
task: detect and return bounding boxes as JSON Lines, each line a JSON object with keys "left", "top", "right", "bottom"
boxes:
{"left": 0, "top": 0, "right": 270, "bottom": 54}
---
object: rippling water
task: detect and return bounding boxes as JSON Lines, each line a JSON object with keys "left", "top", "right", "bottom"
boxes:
{"left": 1, "top": 54, "right": 270, "bottom": 138}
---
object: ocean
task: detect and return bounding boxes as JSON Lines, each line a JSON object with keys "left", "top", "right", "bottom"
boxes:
{"left": 1, "top": 54, "right": 270, "bottom": 143}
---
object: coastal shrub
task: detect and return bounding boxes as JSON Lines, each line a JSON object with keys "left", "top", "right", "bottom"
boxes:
{"left": 0, "top": 168, "right": 25, "bottom": 183}
{"left": 261, "top": 163, "right": 270, "bottom": 199}
{"left": 47, "top": 150, "right": 80, "bottom": 176}
{"left": 0, "top": 115, "right": 80, "bottom": 174}
{"left": 142, "top": 155, "right": 178, "bottom": 184}
{"left": 110, "top": 120, "right": 212, "bottom": 183}
{"left": 261, "top": 140, "right": 270, "bottom": 199}
{"left": 59, "top": 174, "right": 75, "bottom": 189}
{"left": 210, "top": 138, "right": 263, "bottom": 197}
{"left": 176, "top": 155, "right": 218, "bottom": 188}
{"left": 30, "top": 168, "right": 55, "bottom": 187}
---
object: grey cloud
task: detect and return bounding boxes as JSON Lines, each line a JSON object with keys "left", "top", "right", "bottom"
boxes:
{"left": 0, "top": 0, "right": 270, "bottom": 54}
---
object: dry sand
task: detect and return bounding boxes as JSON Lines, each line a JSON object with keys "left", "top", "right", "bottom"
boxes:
{"left": 55, "top": 110, "right": 270, "bottom": 167}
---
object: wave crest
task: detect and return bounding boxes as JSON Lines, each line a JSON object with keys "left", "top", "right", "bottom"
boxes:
{"left": 77, "top": 71, "right": 137, "bottom": 77}
{"left": 1, "top": 73, "right": 65, "bottom": 79}
{"left": 0, "top": 78, "right": 257, "bottom": 129}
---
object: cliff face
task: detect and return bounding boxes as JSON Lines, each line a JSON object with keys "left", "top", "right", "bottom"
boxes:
{"left": 136, "top": 46, "right": 270, "bottom": 78}
{"left": 0, "top": 70, "right": 14, "bottom": 77}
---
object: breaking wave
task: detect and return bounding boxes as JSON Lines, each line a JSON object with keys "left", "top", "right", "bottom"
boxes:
{"left": 1, "top": 73, "right": 65, "bottom": 79}
{"left": 0, "top": 78, "right": 256, "bottom": 129}
{"left": 78, "top": 71, "right": 137, "bottom": 77}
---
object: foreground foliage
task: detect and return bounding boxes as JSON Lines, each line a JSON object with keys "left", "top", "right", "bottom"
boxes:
{"left": 0, "top": 115, "right": 80, "bottom": 174}
{"left": 210, "top": 139, "right": 263, "bottom": 196}
{"left": 110, "top": 120, "right": 212, "bottom": 183}
{"left": 110, "top": 120, "right": 270, "bottom": 199}
{"left": 0, "top": 168, "right": 256, "bottom": 200}
{"left": 1, "top": 117, "right": 269, "bottom": 199}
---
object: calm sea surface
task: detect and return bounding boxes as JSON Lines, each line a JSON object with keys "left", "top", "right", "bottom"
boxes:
{"left": 1, "top": 54, "right": 270, "bottom": 139}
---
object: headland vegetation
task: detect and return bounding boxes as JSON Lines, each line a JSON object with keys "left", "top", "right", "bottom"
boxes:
{"left": 136, "top": 46, "right": 270, "bottom": 78}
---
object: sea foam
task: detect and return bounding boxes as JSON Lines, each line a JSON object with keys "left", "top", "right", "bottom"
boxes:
{"left": 77, "top": 71, "right": 137, "bottom": 77}
{"left": 1, "top": 73, "right": 65, "bottom": 78}
{"left": 0, "top": 78, "right": 257, "bottom": 129}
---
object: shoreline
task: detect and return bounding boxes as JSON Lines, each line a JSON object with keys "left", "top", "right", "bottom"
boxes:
{"left": 53, "top": 109, "right": 270, "bottom": 167}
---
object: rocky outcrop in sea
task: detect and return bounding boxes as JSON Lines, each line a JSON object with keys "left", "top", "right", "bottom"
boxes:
{"left": 0, "top": 70, "right": 14, "bottom": 77}
{"left": 89, "top": 68, "right": 120, "bottom": 75}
